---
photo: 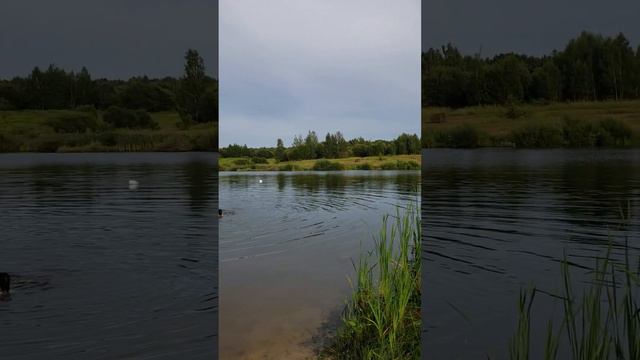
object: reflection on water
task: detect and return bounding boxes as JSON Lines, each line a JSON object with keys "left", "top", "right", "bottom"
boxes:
{"left": 220, "top": 171, "right": 419, "bottom": 359}
{"left": 422, "top": 149, "right": 640, "bottom": 359}
{"left": 0, "top": 153, "right": 218, "bottom": 359}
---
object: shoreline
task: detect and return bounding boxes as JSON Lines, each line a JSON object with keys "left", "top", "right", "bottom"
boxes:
{"left": 0, "top": 110, "right": 218, "bottom": 153}
{"left": 218, "top": 154, "right": 420, "bottom": 171}
{"left": 422, "top": 100, "right": 640, "bottom": 148}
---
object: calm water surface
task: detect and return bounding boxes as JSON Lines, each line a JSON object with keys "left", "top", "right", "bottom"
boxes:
{"left": 0, "top": 153, "right": 218, "bottom": 359}
{"left": 219, "top": 171, "right": 419, "bottom": 359}
{"left": 422, "top": 149, "right": 640, "bottom": 359}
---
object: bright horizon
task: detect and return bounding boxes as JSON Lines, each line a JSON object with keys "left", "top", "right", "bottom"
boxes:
{"left": 220, "top": 131, "right": 420, "bottom": 148}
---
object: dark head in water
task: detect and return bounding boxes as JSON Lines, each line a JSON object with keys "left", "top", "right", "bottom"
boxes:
{"left": 218, "top": 209, "right": 223, "bottom": 218}
{"left": 0, "top": 272, "right": 10, "bottom": 295}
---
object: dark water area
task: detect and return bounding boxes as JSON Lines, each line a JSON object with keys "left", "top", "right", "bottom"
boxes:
{"left": 0, "top": 153, "right": 218, "bottom": 359}
{"left": 422, "top": 149, "right": 640, "bottom": 359}
{"left": 219, "top": 171, "right": 419, "bottom": 359}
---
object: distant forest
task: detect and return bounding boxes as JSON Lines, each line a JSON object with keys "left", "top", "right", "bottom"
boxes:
{"left": 221, "top": 132, "right": 421, "bottom": 161}
{"left": 0, "top": 49, "right": 218, "bottom": 124}
{"left": 422, "top": 32, "right": 640, "bottom": 108}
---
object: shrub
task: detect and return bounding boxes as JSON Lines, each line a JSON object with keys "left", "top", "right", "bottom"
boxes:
{"left": 421, "top": 132, "right": 435, "bottom": 148}
{"left": 47, "top": 112, "right": 98, "bottom": 133}
{"left": 103, "top": 106, "right": 134, "bottom": 128}
{"left": 98, "top": 132, "right": 117, "bottom": 147}
{"left": 505, "top": 103, "right": 526, "bottom": 119}
{"left": 75, "top": 105, "right": 98, "bottom": 117}
{"left": 28, "top": 134, "right": 64, "bottom": 152}
{"left": 598, "top": 118, "right": 632, "bottom": 147}
{"left": 103, "top": 106, "right": 158, "bottom": 129}
{"left": 312, "top": 159, "right": 344, "bottom": 171}
{"left": 429, "top": 112, "right": 447, "bottom": 123}
{"left": 0, "top": 97, "right": 15, "bottom": 111}
{"left": 558, "top": 117, "right": 632, "bottom": 148}
{"left": 561, "top": 117, "right": 601, "bottom": 147}
{"left": 233, "top": 158, "right": 251, "bottom": 166}
{"left": 254, "top": 148, "right": 274, "bottom": 159}
{"left": 133, "top": 109, "right": 159, "bottom": 130}
{"left": 447, "top": 124, "right": 480, "bottom": 148}
{"left": 380, "top": 162, "right": 398, "bottom": 170}
{"left": 192, "top": 132, "right": 218, "bottom": 151}
{"left": 176, "top": 118, "right": 193, "bottom": 130}
{"left": 251, "top": 157, "right": 268, "bottom": 164}
{"left": 396, "top": 160, "right": 420, "bottom": 170}
{"left": 279, "top": 164, "right": 299, "bottom": 171}
{"left": 356, "top": 162, "right": 372, "bottom": 170}
{"left": 511, "top": 122, "right": 563, "bottom": 148}
{"left": 0, "top": 134, "right": 19, "bottom": 152}
{"left": 153, "top": 134, "right": 192, "bottom": 151}
{"left": 380, "top": 161, "right": 420, "bottom": 170}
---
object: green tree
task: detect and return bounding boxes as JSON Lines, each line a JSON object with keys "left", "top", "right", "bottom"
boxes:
{"left": 422, "top": 31, "right": 640, "bottom": 106}
{"left": 42, "top": 64, "right": 73, "bottom": 109}
{"left": 487, "top": 55, "right": 530, "bottom": 103}
{"left": 304, "top": 131, "right": 319, "bottom": 159}
{"left": 177, "top": 49, "right": 207, "bottom": 126}
{"left": 197, "top": 80, "right": 218, "bottom": 122}
{"left": 275, "top": 138, "right": 286, "bottom": 162}
{"left": 26, "top": 67, "right": 45, "bottom": 109}
{"left": 75, "top": 67, "right": 97, "bottom": 106}
{"left": 635, "top": 46, "right": 640, "bottom": 97}
{"left": 530, "top": 60, "right": 561, "bottom": 101}
{"left": 394, "top": 133, "right": 421, "bottom": 155}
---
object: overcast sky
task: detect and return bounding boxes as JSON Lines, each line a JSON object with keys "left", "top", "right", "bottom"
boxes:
{"left": 423, "top": 0, "right": 640, "bottom": 56}
{"left": 0, "top": 0, "right": 218, "bottom": 79}
{"left": 220, "top": 0, "right": 420, "bottom": 147}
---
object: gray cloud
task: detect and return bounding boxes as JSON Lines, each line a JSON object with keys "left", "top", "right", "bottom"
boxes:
{"left": 220, "top": 0, "right": 420, "bottom": 147}
{"left": 422, "top": 0, "right": 640, "bottom": 55}
{"left": 0, "top": 0, "right": 218, "bottom": 79}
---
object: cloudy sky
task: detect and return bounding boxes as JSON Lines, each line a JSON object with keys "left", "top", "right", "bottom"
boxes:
{"left": 0, "top": 0, "right": 218, "bottom": 79}
{"left": 220, "top": 0, "right": 420, "bottom": 147}
{"left": 423, "top": 0, "right": 640, "bottom": 55}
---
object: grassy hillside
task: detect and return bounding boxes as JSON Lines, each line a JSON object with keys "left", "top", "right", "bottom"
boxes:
{"left": 0, "top": 110, "right": 217, "bottom": 152}
{"left": 422, "top": 100, "right": 640, "bottom": 148}
{"left": 219, "top": 154, "right": 421, "bottom": 171}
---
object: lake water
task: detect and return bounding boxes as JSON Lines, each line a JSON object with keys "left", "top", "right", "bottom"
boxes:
{"left": 422, "top": 149, "right": 640, "bottom": 359}
{"left": 219, "top": 171, "right": 420, "bottom": 359}
{"left": 0, "top": 153, "right": 218, "bottom": 359}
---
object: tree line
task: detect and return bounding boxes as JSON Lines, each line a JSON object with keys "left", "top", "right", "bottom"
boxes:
{"left": 422, "top": 31, "right": 640, "bottom": 108}
{"left": 221, "top": 131, "right": 421, "bottom": 160}
{"left": 0, "top": 49, "right": 218, "bottom": 125}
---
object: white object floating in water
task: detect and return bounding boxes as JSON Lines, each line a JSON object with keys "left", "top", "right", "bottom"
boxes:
{"left": 259, "top": 179, "right": 263, "bottom": 184}
{"left": 129, "top": 179, "right": 139, "bottom": 190}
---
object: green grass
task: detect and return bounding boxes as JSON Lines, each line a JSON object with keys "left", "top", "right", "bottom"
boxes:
{"left": 323, "top": 205, "right": 421, "bottom": 359}
{"left": 422, "top": 100, "right": 640, "bottom": 148}
{"left": 509, "top": 203, "right": 638, "bottom": 360}
{"left": 218, "top": 155, "right": 421, "bottom": 171}
{"left": 0, "top": 110, "right": 217, "bottom": 152}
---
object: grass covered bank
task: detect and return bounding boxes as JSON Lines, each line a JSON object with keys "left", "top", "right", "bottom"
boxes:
{"left": 422, "top": 100, "right": 640, "bottom": 148}
{"left": 0, "top": 110, "right": 217, "bottom": 152}
{"left": 219, "top": 154, "right": 420, "bottom": 172}
{"left": 322, "top": 205, "right": 421, "bottom": 359}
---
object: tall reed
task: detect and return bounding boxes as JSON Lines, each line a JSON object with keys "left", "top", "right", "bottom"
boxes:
{"left": 510, "top": 203, "right": 637, "bottom": 360}
{"left": 324, "top": 204, "right": 421, "bottom": 359}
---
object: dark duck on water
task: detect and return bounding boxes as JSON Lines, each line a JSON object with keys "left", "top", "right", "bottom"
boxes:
{"left": 0, "top": 272, "right": 10, "bottom": 299}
